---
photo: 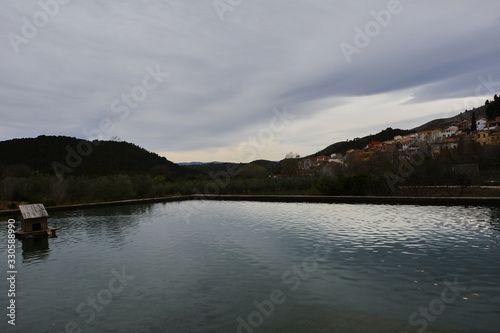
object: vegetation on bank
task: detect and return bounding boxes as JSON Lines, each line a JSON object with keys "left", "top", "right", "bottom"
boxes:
{"left": 0, "top": 174, "right": 320, "bottom": 209}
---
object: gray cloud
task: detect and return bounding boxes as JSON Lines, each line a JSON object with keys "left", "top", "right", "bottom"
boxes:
{"left": 1, "top": 0, "right": 499, "bottom": 162}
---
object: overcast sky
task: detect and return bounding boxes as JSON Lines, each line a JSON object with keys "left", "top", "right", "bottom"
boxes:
{"left": 2, "top": 0, "right": 500, "bottom": 163}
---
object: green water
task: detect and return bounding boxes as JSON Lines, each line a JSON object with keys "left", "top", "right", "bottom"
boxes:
{"left": 1, "top": 201, "right": 499, "bottom": 332}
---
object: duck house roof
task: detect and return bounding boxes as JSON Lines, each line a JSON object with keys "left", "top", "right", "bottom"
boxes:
{"left": 19, "top": 203, "right": 49, "bottom": 220}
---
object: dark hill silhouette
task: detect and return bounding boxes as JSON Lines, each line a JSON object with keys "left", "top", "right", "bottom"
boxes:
{"left": 0, "top": 135, "right": 203, "bottom": 179}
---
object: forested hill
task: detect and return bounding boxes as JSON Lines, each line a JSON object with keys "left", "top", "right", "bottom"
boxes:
{"left": 0, "top": 135, "right": 203, "bottom": 179}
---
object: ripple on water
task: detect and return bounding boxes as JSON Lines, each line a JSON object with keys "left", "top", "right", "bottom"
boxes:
{"left": 2, "top": 202, "right": 499, "bottom": 333}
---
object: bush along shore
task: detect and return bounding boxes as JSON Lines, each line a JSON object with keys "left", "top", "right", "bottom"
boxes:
{"left": 1, "top": 172, "right": 499, "bottom": 212}
{"left": 0, "top": 174, "right": 319, "bottom": 209}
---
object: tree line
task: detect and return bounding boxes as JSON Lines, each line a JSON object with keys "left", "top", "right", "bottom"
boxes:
{"left": 485, "top": 95, "right": 500, "bottom": 120}
{"left": 0, "top": 174, "right": 318, "bottom": 208}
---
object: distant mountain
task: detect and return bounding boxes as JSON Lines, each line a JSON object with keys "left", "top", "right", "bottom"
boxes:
{"left": 183, "top": 159, "right": 283, "bottom": 176}
{"left": 184, "top": 162, "right": 243, "bottom": 174}
{"left": 178, "top": 161, "right": 225, "bottom": 166}
{"left": 0, "top": 135, "right": 203, "bottom": 179}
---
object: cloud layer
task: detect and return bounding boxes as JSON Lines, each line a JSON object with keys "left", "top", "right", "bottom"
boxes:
{"left": 2, "top": 0, "right": 499, "bottom": 162}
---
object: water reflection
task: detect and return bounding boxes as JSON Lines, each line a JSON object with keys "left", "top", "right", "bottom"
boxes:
{"left": 486, "top": 207, "right": 500, "bottom": 233}
{"left": 50, "top": 203, "right": 153, "bottom": 248}
{"left": 21, "top": 236, "right": 51, "bottom": 263}
{"left": 5, "top": 201, "right": 500, "bottom": 333}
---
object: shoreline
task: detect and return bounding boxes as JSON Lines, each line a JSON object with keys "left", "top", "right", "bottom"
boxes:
{"left": 0, "top": 194, "right": 499, "bottom": 217}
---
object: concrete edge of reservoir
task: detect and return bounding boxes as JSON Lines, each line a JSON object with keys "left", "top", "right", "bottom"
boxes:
{"left": 1, "top": 195, "right": 499, "bottom": 217}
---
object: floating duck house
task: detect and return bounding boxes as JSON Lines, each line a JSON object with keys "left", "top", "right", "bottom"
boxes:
{"left": 16, "top": 204, "right": 56, "bottom": 238}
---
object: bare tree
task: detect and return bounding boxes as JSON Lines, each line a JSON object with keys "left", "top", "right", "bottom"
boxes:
{"left": 285, "top": 152, "right": 300, "bottom": 159}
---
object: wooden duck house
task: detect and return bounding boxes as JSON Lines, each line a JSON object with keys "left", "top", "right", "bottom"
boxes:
{"left": 16, "top": 204, "right": 56, "bottom": 238}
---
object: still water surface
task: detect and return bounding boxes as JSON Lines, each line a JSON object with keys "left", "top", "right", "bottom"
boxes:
{"left": 1, "top": 201, "right": 500, "bottom": 332}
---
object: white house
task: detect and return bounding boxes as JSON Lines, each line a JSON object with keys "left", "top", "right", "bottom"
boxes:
{"left": 476, "top": 118, "right": 487, "bottom": 131}
{"left": 443, "top": 126, "right": 459, "bottom": 138}
{"left": 485, "top": 117, "right": 500, "bottom": 130}
{"left": 329, "top": 153, "right": 343, "bottom": 163}
{"left": 400, "top": 137, "right": 412, "bottom": 150}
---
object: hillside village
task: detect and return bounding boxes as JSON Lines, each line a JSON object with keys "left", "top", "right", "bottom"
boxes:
{"left": 294, "top": 114, "right": 500, "bottom": 176}
{"left": 1, "top": 99, "right": 500, "bottom": 206}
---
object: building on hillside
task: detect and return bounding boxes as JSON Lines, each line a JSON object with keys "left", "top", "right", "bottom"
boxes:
{"left": 399, "top": 137, "right": 413, "bottom": 150}
{"left": 329, "top": 154, "right": 343, "bottom": 163}
{"left": 316, "top": 156, "right": 331, "bottom": 163}
{"left": 379, "top": 140, "right": 397, "bottom": 153}
{"left": 485, "top": 117, "right": 500, "bottom": 130}
{"left": 417, "top": 130, "right": 442, "bottom": 143}
{"left": 476, "top": 130, "right": 500, "bottom": 146}
{"left": 443, "top": 126, "right": 459, "bottom": 138}
{"left": 453, "top": 118, "right": 472, "bottom": 131}
{"left": 298, "top": 155, "right": 344, "bottom": 172}
{"left": 365, "top": 141, "right": 382, "bottom": 151}
{"left": 360, "top": 151, "right": 376, "bottom": 161}
{"left": 476, "top": 118, "right": 487, "bottom": 131}
{"left": 346, "top": 149, "right": 356, "bottom": 155}
{"left": 345, "top": 149, "right": 363, "bottom": 164}
{"left": 436, "top": 138, "right": 459, "bottom": 151}
{"left": 329, "top": 159, "right": 344, "bottom": 165}
{"left": 297, "top": 158, "right": 313, "bottom": 170}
